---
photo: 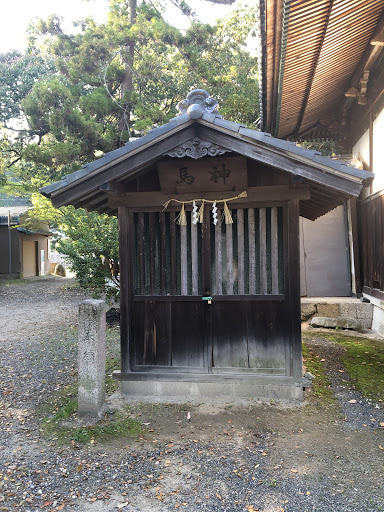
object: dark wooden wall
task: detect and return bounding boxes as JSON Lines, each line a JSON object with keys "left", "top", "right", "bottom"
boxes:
{"left": 117, "top": 156, "right": 303, "bottom": 379}
{"left": 359, "top": 191, "right": 384, "bottom": 298}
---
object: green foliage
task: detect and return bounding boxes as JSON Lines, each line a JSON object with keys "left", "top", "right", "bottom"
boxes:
{"left": 56, "top": 207, "right": 120, "bottom": 296}
{"left": 0, "top": 0, "right": 259, "bottom": 293}
{"left": 0, "top": 50, "right": 55, "bottom": 124}
{"left": 297, "top": 139, "right": 344, "bottom": 157}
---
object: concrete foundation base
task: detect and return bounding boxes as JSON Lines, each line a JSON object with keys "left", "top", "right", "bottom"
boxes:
{"left": 116, "top": 373, "right": 307, "bottom": 403}
{"left": 363, "top": 293, "right": 384, "bottom": 337}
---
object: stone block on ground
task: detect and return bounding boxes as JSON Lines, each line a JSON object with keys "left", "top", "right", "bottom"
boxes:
{"left": 54, "top": 263, "right": 66, "bottom": 277}
{"left": 78, "top": 299, "right": 106, "bottom": 418}
{"left": 301, "top": 303, "right": 317, "bottom": 321}
{"left": 339, "top": 302, "right": 373, "bottom": 329}
{"left": 310, "top": 316, "right": 363, "bottom": 332}
{"left": 316, "top": 303, "right": 340, "bottom": 318}
{"left": 339, "top": 303, "right": 357, "bottom": 319}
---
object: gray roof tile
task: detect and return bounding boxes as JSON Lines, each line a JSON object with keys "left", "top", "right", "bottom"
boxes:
{"left": 213, "top": 118, "right": 246, "bottom": 132}
{"left": 40, "top": 110, "right": 374, "bottom": 200}
{"left": 201, "top": 112, "right": 217, "bottom": 123}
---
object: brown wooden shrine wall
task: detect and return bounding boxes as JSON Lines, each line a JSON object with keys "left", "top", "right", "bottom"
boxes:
{"left": 116, "top": 155, "right": 303, "bottom": 380}
{"left": 359, "top": 192, "right": 384, "bottom": 300}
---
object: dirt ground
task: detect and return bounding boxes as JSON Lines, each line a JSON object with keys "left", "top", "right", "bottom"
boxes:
{"left": 0, "top": 276, "right": 383, "bottom": 512}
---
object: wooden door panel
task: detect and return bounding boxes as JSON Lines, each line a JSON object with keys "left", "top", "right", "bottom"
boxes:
{"left": 171, "top": 302, "right": 206, "bottom": 368}
{"left": 211, "top": 302, "right": 248, "bottom": 368}
{"left": 133, "top": 301, "right": 172, "bottom": 367}
{"left": 247, "top": 301, "right": 287, "bottom": 370}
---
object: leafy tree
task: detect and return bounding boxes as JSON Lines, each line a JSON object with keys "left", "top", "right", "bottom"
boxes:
{"left": 0, "top": 0, "right": 260, "bottom": 294}
{"left": 56, "top": 208, "right": 120, "bottom": 295}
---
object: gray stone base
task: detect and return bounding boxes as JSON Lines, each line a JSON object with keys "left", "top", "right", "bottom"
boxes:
{"left": 116, "top": 372, "right": 306, "bottom": 402}
{"left": 310, "top": 315, "right": 363, "bottom": 332}
{"left": 301, "top": 298, "right": 373, "bottom": 330}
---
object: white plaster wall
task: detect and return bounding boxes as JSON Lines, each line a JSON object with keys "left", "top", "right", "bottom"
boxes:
{"left": 353, "top": 107, "right": 384, "bottom": 193}
{"left": 363, "top": 294, "right": 384, "bottom": 338}
{"left": 355, "top": 107, "right": 384, "bottom": 337}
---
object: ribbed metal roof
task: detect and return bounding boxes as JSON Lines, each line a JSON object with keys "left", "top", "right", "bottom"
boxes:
{"left": 262, "top": 0, "right": 384, "bottom": 138}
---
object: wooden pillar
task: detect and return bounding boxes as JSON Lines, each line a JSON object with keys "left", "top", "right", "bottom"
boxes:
{"left": 347, "top": 198, "right": 362, "bottom": 295}
{"left": 287, "top": 199, "right": 302, "bottom": 378}
{"left": 118, "top": 206, "right": 131, "bottom": 373}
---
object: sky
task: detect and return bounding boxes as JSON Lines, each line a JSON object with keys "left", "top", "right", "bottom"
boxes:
{"left": 0, "top": 0, "right": 238, "bottom": 53}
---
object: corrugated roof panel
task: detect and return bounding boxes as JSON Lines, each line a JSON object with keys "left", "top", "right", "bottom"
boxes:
{"left": 275, "top": 0, "right": 384, "bottom": 138}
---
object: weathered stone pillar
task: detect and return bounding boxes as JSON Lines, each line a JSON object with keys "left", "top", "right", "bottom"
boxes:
{"left": 78, "top": 299, "right": 106, "bottom": 417}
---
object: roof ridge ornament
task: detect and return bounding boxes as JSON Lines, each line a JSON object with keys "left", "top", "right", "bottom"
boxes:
{"left": 177, "top": 89, "right": 222, "bottom": 119}
{"left": 163, "top": 137, "right": 231, "bottom": 159}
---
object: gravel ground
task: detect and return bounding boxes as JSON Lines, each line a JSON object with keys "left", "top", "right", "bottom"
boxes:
{"left": 0, "top": 276, "right": 383, "bottom": 512}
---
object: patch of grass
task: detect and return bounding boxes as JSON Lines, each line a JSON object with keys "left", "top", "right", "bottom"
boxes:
{"left": 307, "top": 332, "right": 384, "bottom": 401}
{"left": 70, "top": 412, "right": 142, "bottom": 443}
{"left": 52, "top": 397, "right": 78, "bottom": 421}
{"left": 39, "top": 352, "right": 137, "bottom": 444}
{"left": 105, "top": 355, "right": 120, "bottom": 395}
{"left": 302, "top": 341, "right": 337, "bottom": 405}
{"left": 61, "top": 281, "right": 81, "bottom": 290}
{"left": 2, "top": 277, "right": 28, "bottom": 286}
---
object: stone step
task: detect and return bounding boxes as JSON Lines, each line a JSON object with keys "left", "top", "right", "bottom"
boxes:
{"left": 301, "top": 298, "right": 373, "bottom": 330}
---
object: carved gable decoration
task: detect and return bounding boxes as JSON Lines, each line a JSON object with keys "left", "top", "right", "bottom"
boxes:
{"left": 158, "top": 156, "right": 247, "bottom": 194}
{"left": 163, "top": 137, "right": 231, "bottom": 160}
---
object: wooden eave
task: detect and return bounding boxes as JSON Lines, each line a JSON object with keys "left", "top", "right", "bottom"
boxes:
{"left": 261, "top": 0, "right": 384, "bottom": 139}
{"left": 40, "top": 114, "right": 372, "bottom": 221}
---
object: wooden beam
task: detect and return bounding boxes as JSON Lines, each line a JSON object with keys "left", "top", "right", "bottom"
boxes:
{"left": 118, "top": 207, "right": 131, "bottom": 373}
{"left": 349, "top": 198, "right": 362, "bottom": 295}
{"left": 108, "top": 185, "right": 311, "bottom": 209}
{"left": 198, "top": 125, "right": 362, "bottom": 197}
{"left": 287, "top": 199, "right": 302, "bottom": 379}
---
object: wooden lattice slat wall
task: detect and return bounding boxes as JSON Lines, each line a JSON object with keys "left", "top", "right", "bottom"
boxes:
{"left": 133, "top": 207, "right": 284, "bottom": 297}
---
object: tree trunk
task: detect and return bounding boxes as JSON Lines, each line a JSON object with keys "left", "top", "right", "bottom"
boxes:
{"left": 119, "top": 0, "right": 137, "bottom": 136}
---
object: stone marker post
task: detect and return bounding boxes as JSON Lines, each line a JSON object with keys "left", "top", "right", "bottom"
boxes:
{"left": 78, "top": 299, "right": 106, "bottom": 417}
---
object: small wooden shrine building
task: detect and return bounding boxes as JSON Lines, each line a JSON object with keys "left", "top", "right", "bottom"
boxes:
{"left": 41, "top": 90, "right": 373, "bottom": 401}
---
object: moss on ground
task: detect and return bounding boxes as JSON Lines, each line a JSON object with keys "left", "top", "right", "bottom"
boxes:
{"left": 39, "top": 327, "right": 139, "bottom": 445}
{"left": 302, "top": 341, "right": 338, "bottom": 405}
{"left": 303, "top": 331, "right": 384, "bottom": 402}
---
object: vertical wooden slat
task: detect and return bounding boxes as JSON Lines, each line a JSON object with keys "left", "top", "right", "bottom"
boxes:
{"left": 287, "top": 199, "right": 302, "bottom": 378}
{"left": 170, "top": 212, "right": 177, "bottom": 295}
{"left": 215, "top": 212, "right": 222, "bottom": 295}
{"left": 237, "top": 209, "right": 245, "bottom": 295}
{"left": 271, "top": 207, "right": 279, "bottom": 294}
{"left": 181, "top": 222, "right": 188, "bottom": 295}
{"left": 202, "top": 207, "right": 212, "bottom": 295}
{"left": 149, "top": 213, "right": 156, "bottom": 294}
{"left": 191, "top": 220, "right": 198, "bottom": 295}
{"left": 159, "top": 212, "right": 167, "bottom": 295}
{"left": 137, "top": 213, "right": 145, "bottom": 294}
{"left": 248, "top": 208, "right": 256, "bottom": 294}
{"left": 226, "top": 221, "right": 233, "bottom": 295}
{"left": 118, "top": 207, "right": 131, "bottom": 373}
{"left": 259, "top": 207, "right": 267, "bottom": 294}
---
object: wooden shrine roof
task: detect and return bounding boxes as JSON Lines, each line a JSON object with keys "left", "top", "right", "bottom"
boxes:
{"left": 260, "top": 0, "right": 384, "bottom": 140}
{"left": 40, "top": 96, "right": 373, "bottom": 221}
